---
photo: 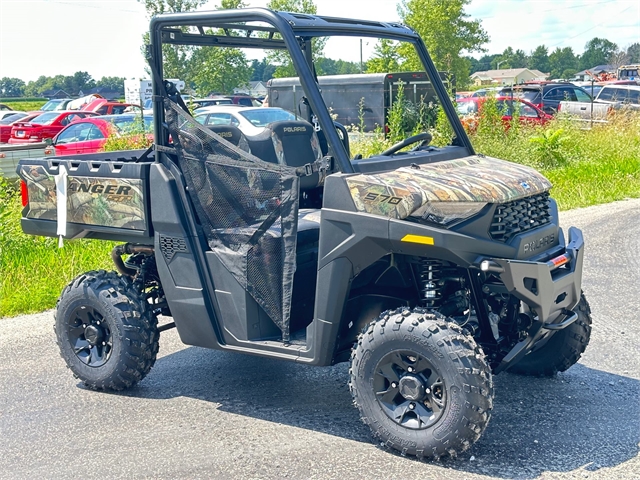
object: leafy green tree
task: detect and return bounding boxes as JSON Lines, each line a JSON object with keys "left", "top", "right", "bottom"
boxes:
{"left": 137, "top": 0, "right": 208, "bottom": 82}
{"left": 366, "top": 39, "right": 402, "bottom": 73}
{"left": 548, "top": 47, "right": 579, "bottom": 79}
{"left": 0, "top": 77, "right": 26, "bottom": 97}
{"left": 191, "top": 47, "right": 251, "bottom": 95}
{"left": 316, "top": 57, "right": 359, "bottom": 75}
{"left": 474, "top": 54, "right": 499, "bottom": 72}
{"left": 627, "top": 43, "right": 640, "bottom": 63}
{"left": 397, "top": 0, "right": 488, "bottom": 89}
{"left": 262, "top": 64, "right": 277, "bottom": 81}
{"left": 24, "top": 76, "right": 50, "bottom": 97}
{"left": 529, "top": 45, "right": 549, "bottom": 74}
{"left": 579, "top": 37, "right": 618, "bottom": 70}
{"left": 265, "top": 0, "right": 325, "bottom": 78}
{"left": 70, "top": 71, "right": 95, "bottom": 94}
{"left": 95, "top": 76, "right": 126, "bottom": 91}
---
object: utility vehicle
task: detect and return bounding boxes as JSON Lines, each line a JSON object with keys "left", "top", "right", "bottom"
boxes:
{"left": 17, "top": 8, "right": 591, "bottom": 459}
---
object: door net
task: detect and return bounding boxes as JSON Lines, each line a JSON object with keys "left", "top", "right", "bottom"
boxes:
{"left": 163, "top": 99, "right": 300, "bottom": 341}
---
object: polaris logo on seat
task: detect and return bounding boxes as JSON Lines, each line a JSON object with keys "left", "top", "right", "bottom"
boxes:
{"left": 218, "top": 131, "right": 233, "bottom": 138}
{"left": 523, "top": 233, "right": 555, "bottom": 253}
{"left": 283, "top": 126, "right": 306, "bottom": 133}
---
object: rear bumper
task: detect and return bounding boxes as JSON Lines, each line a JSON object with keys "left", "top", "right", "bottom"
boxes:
{"left": 484, "top": 226, "right": 584, "bottom": 325}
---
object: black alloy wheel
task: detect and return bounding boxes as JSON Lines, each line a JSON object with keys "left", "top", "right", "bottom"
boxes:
{"left": 373, "top": 350, "right": 446, "bottom": 429}
{"left": 66, "top": 306, "right": 113, "bottom": 368}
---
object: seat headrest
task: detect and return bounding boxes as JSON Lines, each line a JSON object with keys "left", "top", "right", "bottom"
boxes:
{"left": 267, "top": 120, "right": 315, "bottom": 139}
{"left": 207, "top": 124, "right": 250, "bottom": 153}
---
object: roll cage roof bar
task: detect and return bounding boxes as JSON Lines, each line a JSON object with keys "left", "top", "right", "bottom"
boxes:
{"left": 149, "top": 8, "right": 474, "bottom": 174}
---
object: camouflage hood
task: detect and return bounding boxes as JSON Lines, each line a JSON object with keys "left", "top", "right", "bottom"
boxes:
{"left": 346, "top": 155, "right": 552, "bottom": 219}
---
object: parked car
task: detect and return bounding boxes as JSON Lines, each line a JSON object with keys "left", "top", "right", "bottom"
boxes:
{"left": 0, "top": 112, "right": 39, "bottom": 143}
{"left": 8, "top": 110, "right": 98, "bottom": 144}
{"left": 81, "top": 99, "right": 141, "bottom": 115}
{"left": 559, "top": 85, "right": 640, "bottom": 121}
{"left": 190, "top": 97, "right": 234, "bottom": 110}
{"left": 47, "top": 114, "right": 153, "bottom": 156}
{"left": 499, "top": 82, "right": 592, "bottom": 114}
{"left": 225, "top": 94, "right": 263, "bottom": 107}
{"left": 193, "top": 106, "right": 297, "bottom": 136}
{"left": 40, "top": 99, "right": 73, "bottom": 111}
{"left": 457, "top": 96, "right": 552, "bottom": 132}
{"left": 0, "top": 110, "right": 25, "bottom": 121}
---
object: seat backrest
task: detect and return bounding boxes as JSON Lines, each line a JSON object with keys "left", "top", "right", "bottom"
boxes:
{"left": 207, "top": 125, "right": 251, "bottom": 153}
{"left": 266, "top": 120, "right": 323, "bottom": 191}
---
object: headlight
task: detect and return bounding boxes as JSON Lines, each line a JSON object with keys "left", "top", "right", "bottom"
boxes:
{"left": 411, "top": 202, "right": 487, "bottom": 226}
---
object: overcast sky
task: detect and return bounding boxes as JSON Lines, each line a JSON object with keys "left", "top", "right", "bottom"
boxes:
{"left": 1, "top": 0, "right": 638, "bottom": 82}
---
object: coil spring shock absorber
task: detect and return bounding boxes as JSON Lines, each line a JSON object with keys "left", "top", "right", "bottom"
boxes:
{"left": 420, "top": 259, "right": 444, "bottom": 309}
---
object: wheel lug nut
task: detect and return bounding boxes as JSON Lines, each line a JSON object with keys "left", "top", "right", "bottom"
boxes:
{"left": 409, "top": 403, "right": 415, "bottom": 410}
{"left": 407, "top": 367, "right": 414, "bottom": 373}
{"left": 425, "top": 388, "right": 431, "bottom": 394}
{"left": 102, "top": 342, "right": 106, "bottom": 346}
{"left": 391, "top": 382, "right": 397, "bottom": 388}
{"left": 96, "top": 321, "right": 100, "bottom": 325}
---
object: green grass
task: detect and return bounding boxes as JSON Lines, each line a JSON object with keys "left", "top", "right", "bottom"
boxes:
{"left": 4, "top": 100, "right": 47, "bottom": 112}
{"left": 0, "top": 180, "right": 113, "bottom": 317}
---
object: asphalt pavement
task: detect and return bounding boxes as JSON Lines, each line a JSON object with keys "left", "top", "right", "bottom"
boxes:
{"left": 1, "top": 199, "right": 639, "bottom": 480}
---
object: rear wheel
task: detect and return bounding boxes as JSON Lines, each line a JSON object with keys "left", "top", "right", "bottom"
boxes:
{"left": 55, "top": 270, "right": 159, "bottom": 391}
{"left": 349, "top": 308, "right": 493, "bottom": 459}
{"left": 510, "top": 293, "right": 592, "bottom": 377}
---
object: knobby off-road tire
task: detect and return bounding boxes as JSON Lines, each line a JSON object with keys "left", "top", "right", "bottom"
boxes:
{"left": 350, "top": 308, "right": 494, "bottom": 459}
{"left": 55, "top": 270, "right": 159, "bottom": 391}
{"left": 509, "top": 293, "right": 592, "bottom": 377}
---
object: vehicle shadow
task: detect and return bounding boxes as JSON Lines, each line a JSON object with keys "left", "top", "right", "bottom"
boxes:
{"left": 115, "top": 346, "right": 639, "bottom": 478}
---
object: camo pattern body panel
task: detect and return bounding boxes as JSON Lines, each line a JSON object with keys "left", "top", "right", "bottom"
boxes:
{"left": 345, "top": 156, "right": 552, "bottom": 219}
{"left": 20, "top": 164, "right": 146, "bottom": 230}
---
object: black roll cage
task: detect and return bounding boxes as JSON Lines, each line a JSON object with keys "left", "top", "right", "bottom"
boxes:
{"left": 148, "top": 7, "right": 475, "bottom": 174}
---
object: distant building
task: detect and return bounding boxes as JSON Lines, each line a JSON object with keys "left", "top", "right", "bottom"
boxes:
{"left": 573, "top": 65, "right": 616, "bottom": 82}
{"left": 470, "top": 68, "right": 548, "bottom": 86}
{"left": 86, "top": 86, "right": 123, "bottom": 101}
{"left": 234, "top": 80, "right": 268, "bottom": 98}
{"left": 42, "top": 89, "right": 71, "bottom": 99}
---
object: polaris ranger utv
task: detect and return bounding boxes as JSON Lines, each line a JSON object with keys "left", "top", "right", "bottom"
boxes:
{"left": 17, "top": 8, "right": 591, "bottom": 459}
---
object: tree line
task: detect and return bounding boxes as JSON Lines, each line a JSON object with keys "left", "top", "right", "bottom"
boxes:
{"left": 466, "top": 40, "right": 640, "bottom": 80}
{"left": 4, "top": 0, "right": 639, "bottom": 99}
{"left": 0, "top": 74, "right": 126, "bottom": 99}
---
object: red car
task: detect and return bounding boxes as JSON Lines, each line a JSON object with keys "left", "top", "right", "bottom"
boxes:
{"left": 81, "top": 98, "right": 141, "bottom": 115}
{"left": 48, "top": 114, "right": 153, "bottom": 156}
{"left": 457, "top": 96, "right": 552, "bottom": 132}
{"left": 8, "top": 111, "right": 98, "bottom": 144}
{"left": 0, "top": 112, "right": 40, "bottom": 143}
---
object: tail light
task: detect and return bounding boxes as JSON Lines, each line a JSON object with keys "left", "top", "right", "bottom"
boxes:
{"left": 557, "top": 103, "right": 562, "bottom": 111}
{"left": 20, "top": 180, "right": 29, "bottom": 207}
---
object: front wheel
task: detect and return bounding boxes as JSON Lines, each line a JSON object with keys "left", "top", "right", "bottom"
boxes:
{"left": 55, "top": 270, "right": 159, "bottom": 391}
{"left": 349, "top": 308, "right": 494, "bottom": 459}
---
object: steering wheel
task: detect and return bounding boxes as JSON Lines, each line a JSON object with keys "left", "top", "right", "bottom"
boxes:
{"left": 380, "top": 132, "right": 432, "bottom": 156}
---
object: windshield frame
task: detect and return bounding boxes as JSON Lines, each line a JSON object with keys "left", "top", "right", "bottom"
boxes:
{"left": 149, "top": 8, "right": 474, "bottom": 172}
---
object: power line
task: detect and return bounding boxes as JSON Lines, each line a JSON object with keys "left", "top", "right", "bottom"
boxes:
{"left": 549, "top": 5, "right": 636, "bottom": 48}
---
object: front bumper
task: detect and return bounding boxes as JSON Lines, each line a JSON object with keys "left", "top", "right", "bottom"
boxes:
{"left": 483, "top": 226, "right": 584, "bottom": 325}
{"left": 479, "top": 226, "right": 585, "bottom": 372}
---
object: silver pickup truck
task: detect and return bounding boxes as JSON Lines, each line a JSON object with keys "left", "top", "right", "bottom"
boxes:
{"left": 560, "top": 84, "right": 640, "bottom": 121}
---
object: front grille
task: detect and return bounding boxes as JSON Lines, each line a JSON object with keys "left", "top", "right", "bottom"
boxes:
{"left": 490, "top": 192, "right": 551, "bottom": 242}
